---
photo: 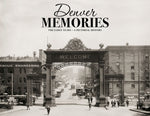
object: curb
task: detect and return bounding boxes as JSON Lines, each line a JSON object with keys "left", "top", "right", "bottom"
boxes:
{"left": 130, "top": 109, "right": 150, "bottom": 115}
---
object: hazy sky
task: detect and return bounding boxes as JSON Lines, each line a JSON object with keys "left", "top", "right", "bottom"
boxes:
{"left": 0, "top": 0, "right": 150, "bottom": 56}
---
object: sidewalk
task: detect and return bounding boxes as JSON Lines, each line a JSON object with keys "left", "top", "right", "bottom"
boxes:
{"left": 0, "top": 105, "right": 26, "bottom": 115}
{"left": 130, "top": 108, "right": 150, "bottom": 115}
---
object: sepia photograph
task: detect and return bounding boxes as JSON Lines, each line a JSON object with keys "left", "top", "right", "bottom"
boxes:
{"left": 0, "top": 0, "right": 150, "bottom": 116}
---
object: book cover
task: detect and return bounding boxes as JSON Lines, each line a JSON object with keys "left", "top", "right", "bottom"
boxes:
{"left": 0, "top": 0, "right": 150, "bottom": 116}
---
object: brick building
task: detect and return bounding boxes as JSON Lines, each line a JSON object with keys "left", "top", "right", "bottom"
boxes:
{"left": 105, "top": 45, "right": 150, "bottom": 96}
{"left": 0, "top": 55, "right": 41, "bottom": 96}
{"left": 0, "top": 44, "right": 150, "bottom": 99}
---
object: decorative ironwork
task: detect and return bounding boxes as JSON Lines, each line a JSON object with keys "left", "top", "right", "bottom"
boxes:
{"left": 62, "top": 38, "right": 89, "bottom": 51}
{"left": 51, "top": 62, "right": 92, "bottom": 75}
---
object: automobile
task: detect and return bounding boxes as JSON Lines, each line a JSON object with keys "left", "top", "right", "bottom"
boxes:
{"left": 142, "top": 93, "right": 150, "bottom": 110}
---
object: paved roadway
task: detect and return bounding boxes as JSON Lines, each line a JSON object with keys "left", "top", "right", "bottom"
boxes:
{"left": 55, "top": 85, "right": 95, "bottom": 105}
{"left": 1, "top": 85, "right": 148, "bottom": 116}
{"left": 0, "top": 105, "right": 148, "bottom": 116}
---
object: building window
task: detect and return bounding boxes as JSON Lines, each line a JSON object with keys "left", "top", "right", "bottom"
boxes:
{"left": 146, "top": 76, "right": 149, "bottom": 80}
{"left": 19, "top": 68, "right": 22, "bottom": 74}
{"left": 0, "top": 68, "right": 4, "bottom": 73}
{"left": 146, "top": 84, "right": 150, "bottom": 88}
{"left": 145, "top": 54, "right": 149, "bottom": 59}
{"left": 116, "top": 84, "right": 120, "bottom": 88}
{"left": 131, "top": 66, "right": 134, "bottom": 70}
{"left": 24, "top": 87, "right": 27, "bottom": 93}
{"left": 24, "top": 77, "right": 26, "bottom": 83}
{"left": 18, "top": 87, "right": 21, "bottom": 94}
{"left": 6, "top": 87, "right": 11, "bottom": 94}
{"left": 8, "top": 68, "right": 14, "bottom": 73}
{"left": 116, "top": 53, "right": 120, "bottom": 59}
{"left": 24, "top": 68, "right": 26, "bottom": 74}
{"left": 145, "top": 71, "right": 149, "bottom": 80}
{"left": 7, "top": 76, "right": 11, "bottom": 83}
{"left": 19, "top": 77, "right": 22, "bottom": 83}
{"left": 2, "top": 80, "right": 5, "bottom": 84}
{"left": 131, "top": 84, "right": 135, "bottom": 88}
{"left": 131, "top": 73, "right": 135, "bottom": 80}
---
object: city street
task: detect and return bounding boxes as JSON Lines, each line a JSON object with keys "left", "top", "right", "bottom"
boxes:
{"left": 0, "top": 105, "right": 148, "bottom": 116}
{"left": 55, "top": 84, "right": 90, "bottom": 105}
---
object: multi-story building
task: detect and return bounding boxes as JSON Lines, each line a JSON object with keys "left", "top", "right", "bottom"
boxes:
{"left": 0, "top": 55, "right": 41, "bottom": 96}
{"left": 105, "top": 45, "right": 150, "bottom": 96}
{"left": 0, "top": 43, "right": 150, "bottom": 99}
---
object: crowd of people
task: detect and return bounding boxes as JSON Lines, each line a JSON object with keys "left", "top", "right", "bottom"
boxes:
{"left": 106, "top": 99, "right": 129, "bottom": 108}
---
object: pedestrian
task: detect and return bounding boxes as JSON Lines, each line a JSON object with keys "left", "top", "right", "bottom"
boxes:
{"left": 111, "top": 100, "right": 114, "bottom": 107}
{"left": 87, "top": 93, "right": 90, "bottom": 102}
{"left": 87, "top": 92, "right": 93, "bottom": 103}
{"left": 117, "top": 100, "right": 120, "bottom": 107}
{"left": 126, "top": 99, "right": 129, "bottom": 107}
{"left": 87, "top": 97, "right": 90, "bottom": 104}
{"left": 104, "top": 104, "right": 108, "bottom": 110}
{"left": 91, "top": 97, "right": 93, "bottom": 103}
{"left": 107, "top": 101, "right": 110, "bottom": 107}
{"left": 137, "top": 101, "right": 139, "bottom": 109}
{"left": 26, "top": 103, "right": 30, "bottom": 110}
{"left": 46, "top": 105, "right": 51, "bottom": 115}
{"left": 114, "top": 100, "right": 116, "bottom": 107}
{"left": 88, "top": 101, "right": 91, "bottom": 110}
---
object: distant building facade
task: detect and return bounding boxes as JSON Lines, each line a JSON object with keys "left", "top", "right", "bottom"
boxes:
{"left": 105, "top": 45, "right": 150, "bottom": 96}
{"left": 0, "top": 55, "right": 41, "bottom": 96}
{"left": 0, "top": 44, "right": 150, "bottom": 98}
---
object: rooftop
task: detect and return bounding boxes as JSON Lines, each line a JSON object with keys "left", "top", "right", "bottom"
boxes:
{"left": 0, "top": 55, "right": 39, "bottom": 62}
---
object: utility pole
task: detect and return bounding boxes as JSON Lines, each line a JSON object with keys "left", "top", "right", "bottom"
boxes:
{"left": 11, "top": 73, "right": 13, "bottom": 96}
{"left": 138, "top": 52, "right": 140, "bottom": 103}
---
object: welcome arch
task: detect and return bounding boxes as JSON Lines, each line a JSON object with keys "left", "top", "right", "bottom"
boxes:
{"left": 44, "top": 38, "right": 107, "bottom": 106}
